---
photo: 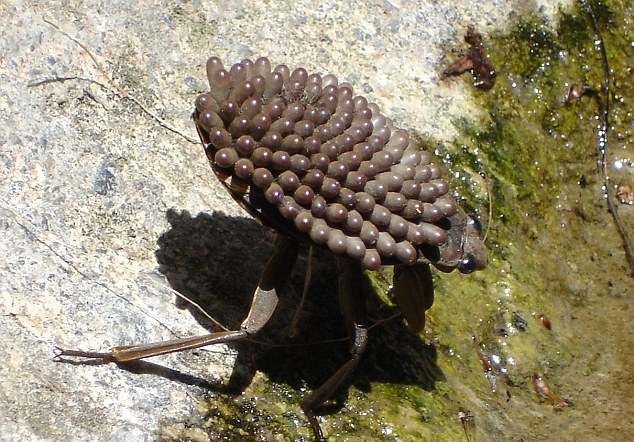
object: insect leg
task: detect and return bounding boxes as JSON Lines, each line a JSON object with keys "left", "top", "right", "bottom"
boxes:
{"left": 56, "top": 234, "right": 299, "bottom": 362}
{"left": 300, "top": 257, "right": 369, "bottom": 441}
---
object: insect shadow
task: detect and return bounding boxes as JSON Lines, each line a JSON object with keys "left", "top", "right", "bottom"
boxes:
{"left": 152, "top": 208, "right": 445, "bottom": 411}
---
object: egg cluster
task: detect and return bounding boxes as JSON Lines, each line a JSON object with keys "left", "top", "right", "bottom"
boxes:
{"left": 193, "top": 57, "right": 458, "bottom": 270}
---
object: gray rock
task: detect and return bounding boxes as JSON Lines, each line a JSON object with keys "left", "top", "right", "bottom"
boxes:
{"left": 0, "top": 1, "right": 570, "bottom": 441}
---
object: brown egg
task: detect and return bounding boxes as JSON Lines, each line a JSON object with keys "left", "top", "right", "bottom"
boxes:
{"left": 214, "top": 147, "right": 238, "bottom": 169}
{"left": 327, "top": 229, "right": 347, "bottom": 254}
{"left": 362, "top": 248, "right": 382, "bottom": 270}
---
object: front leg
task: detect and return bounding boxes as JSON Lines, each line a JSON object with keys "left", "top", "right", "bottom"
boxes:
{"left": 57, "top": 234, "right": 299, "bottom": 362}
{"left": 300, "top": 257, "right": 369, "bottom": 441}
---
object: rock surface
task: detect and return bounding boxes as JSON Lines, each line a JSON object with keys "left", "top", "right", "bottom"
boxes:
{"left": 1, "top": 1, "right": 573, "bottom": 441}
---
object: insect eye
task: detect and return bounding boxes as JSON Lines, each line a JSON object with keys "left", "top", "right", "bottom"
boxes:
{"left": 458, "top": 254, "right": 478, "bottom": 274}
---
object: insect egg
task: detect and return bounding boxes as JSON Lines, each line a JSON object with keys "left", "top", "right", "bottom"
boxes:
{"left": 228, "top": 115, "right": 250, "bottom": 138}
{"left": 281, "top": 134, "right": 305, "bottom": 154}
{"left": 239, "top": 57, "right": 253, "bottom": 75}
{"left": 294, "top": 210, "right": 314, "bottom": 233}
{"left": 320, "top": 177, "right": 341, "bottom": 200}
{"left": 358, "top": 160, "right": 378, "bottom": 178}
{"left": 369, "top": 103, "right": 385, "bottom": 127}
{"left": 419, "top": 182, "right": 439, "bottom": 202}
{"left": 290, "top": 67, "right": 308, "bottom": 88}
{"left": 337, "top": 84, "right": 353, "bottom": 100}
{"left": 359, "top": 220, "right": 379, "bottom": 246}
{"left": 263, "top": 71, "right": 284, "bottom": 99}
{"left": 198, "top": 111, "right": 224, "bottom": 132}
{"left": 235, "top": 135, "right": 256, "bottom": 157}
{"left": 371, "top": 150, "right": 394, "bottom": 172}
{"left": 317, "top": 92, "right": 338, "bottom": 114}
{"left": 251, "top": 147, "right": 273, "bottom": 167}
{"left": 228, "top": 62, "right": 247, "bottom": 88}
{"left": 354, "top": 192, "right": 375, "bottom": 214}
{"left": 400, "top": 149, "right": 422, "bottom": 166}
{"left": 279, "top": 196, "right": 300, "bottom": 220}
{"left": 387, "top": 214, "right": 409, "bottom": 238}
{"left": 217, "top": 100, "right": 239, "bottom": 127}
{"left": 373, "top": 125, "right": 391, "bottom": 145}
{"left": 362, "top": 248, "right": 382, "bottom": 270}
{"left": 310, "top": 195, "right": 328, "bottom": 217}
{"left": 364, "top": 180, "right": 387, "bottom": 202}
{"left": 344, "top": 171, "right": 367, "bottom": 192}
{"left": 310, "top": 153, "right": 330, "bottom": 172}
{"left": 290, "top": 154, "right": 311, "bottom": 173}
{"left": 344, "top": 210, "right": 364, "bottom": 234}
{"left": 321, "top": 73, "right": 338, "bottom": 87}
{"left": 249, "top": 75, "right": 266, "bottom": 96}
{"left": 262, "top": 96, "right": 286, "bottom": 120}
{"left": 260, "top": 131, "right": 283, "bottom": 150}
{"left": 278, "top": 170, "right": 300, "bottom": 192}
{"left": 338, "top": 151, "right": 362, "bottom": 170}
{"left": 195, "top": 93, "right": 219, "bottom": 113}
{"left": 353, "top": 95, "right": 368, "bottom": 111}
{"left": 264, "top": 182, "right": 284, "bottom": 205}
{"left": 206, "top": 59, "right": 230, "bottom": 102}
{"left": 386, "top": 129, "right": 409, "bottom": 149}
{"left": 270, "top": 117, "right": 295, "bottom": 136}
{"left": 249, "top": 113, "right": 272, "bottom": 139}
{"left": 294, "top": 120, "right": 315, "bottom": 137}
{"left": 214, "top": 147, "right": 239, "bottom": 169}
{"left": 252, "top": 168, "right": 274, "bottom": 188}
{"left": 390, "top": 163, "right": 415, "bottom": 181}
{"left": 282, "top": 102, "right": 305, "bottom": 122}
{"left": 253, "top": 56, "right": 272, "bottom": 78}
{"left": 419, "top": 223, "right": 448, "bottom": 246}
{"left": 240, "top": 97, "right": 262, "bottom": 119}
{"left": 402, "top": 199, "right": 424, "bottom": 220}
{"left": 400, "top": 180, "right": 421, "bottom": 199}
{"left": 273, "top": 63, "right": 290, "bottom": 83}
{"left": 376, "top": 171, "right": 404, "bottom": 191}
{"left": 428, "top": 163, "right": 442, "bottom": 179}
{"left": 345, "top": 236, "right": 366, "bottom": 260}
{"left": 383, "top": 192, "right": 407, "bottom": 212}
{"left": 320, "top": 141, "right": 339, "bottom": 159}
{"left": 207, "top": 128, "right": 232, "bottom": 148}
{"left": 293, "top": 185, "right": 315, "bottom": 207}
{"left": 433, "top": 180, "right": 449, "bottom": 196}
{"left": 433, "top": 197, "right": 458, "bottom": 216}
{"left": 353, "top": 142, "right": 373, "bottom": 161}
{"left": 303, "top": 136, "right": 321, "bottom": 155}
{"left": 234, "top": 158, "right": 254, "bottom": 180}
{"left": 395, "top": 241, "right": 417, "bottom": 263}
{"left": 369, "top": 205, "right": 392, "bottom": 228}
{"left": 325, "top": 203, "right": 348, "bottom": 225}
{"left": 327, "top": 160, "right": 349, "bottom": 181}
{"left": 347, "top": 124, "right": 368, "bottom": 144}
{"left": 376, "top": 231, "right": 396, "bottom": 257}
{"left": 420, "top": 203, "right": 442, "bottom": 223}
{"left": 327, "top": 229, "right": 347, "bottom": 254}
{"left": 414, "top": 164, "right": 432, "bottom": 182}
{"left": 338, "top": 188, "right": 357, "bottom": 209}
{"left": 271, "top": 150, "right": 291, "bottom": 171}
{"left": 406, "top": 223, "right": 426, "bottom": 244}
{"left": 305, "top": 82, "right": 323, "bottom": 103}
{"left": 302, "top": 168, "right": 325, "bottom": 189}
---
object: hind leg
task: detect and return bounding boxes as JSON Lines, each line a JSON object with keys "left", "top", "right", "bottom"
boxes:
{"left": 57, "top": 234, "right": 299, "bottom": 362}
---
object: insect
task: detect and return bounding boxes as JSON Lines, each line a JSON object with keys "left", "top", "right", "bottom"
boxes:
{"left": 58, "top": 56, "right": 487, "bottom": 440}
